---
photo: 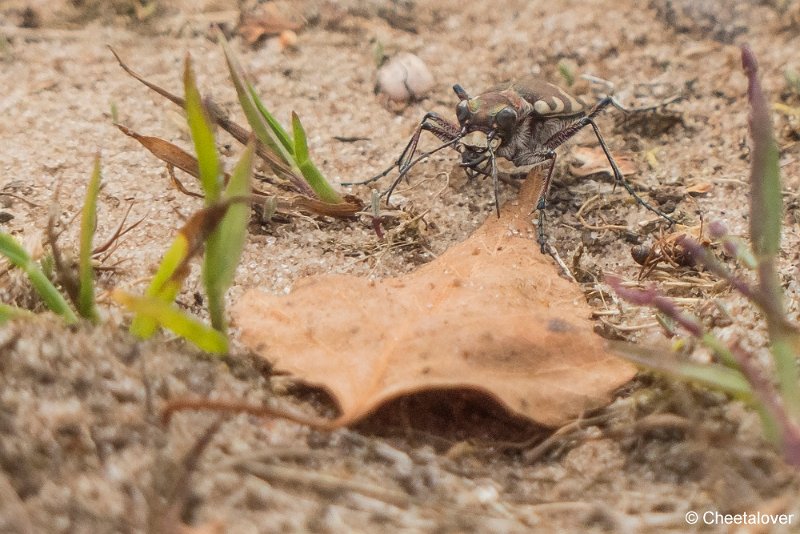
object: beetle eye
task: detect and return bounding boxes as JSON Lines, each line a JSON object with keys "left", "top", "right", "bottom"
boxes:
{"left": 456, "top": 101, "right": 471, "bottom": 125}
{"left": 494, "top": 107, "right": 517, "bottom": 131}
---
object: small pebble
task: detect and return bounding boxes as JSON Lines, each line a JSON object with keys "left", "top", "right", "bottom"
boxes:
{"left": 279, "top": 30, "right": 298, "bottom": 50}
{"left": 376, "top": 52, "right": 434, "bottom": 102}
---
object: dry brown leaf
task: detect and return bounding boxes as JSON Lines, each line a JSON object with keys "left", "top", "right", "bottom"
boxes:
{"left": 686, "top": 181, "right": 714, "bottom": 195}
{"left": 176, "top": 522, "right": 225, "bottom": 534}
{"left": 116, "top": 124, "right": 204, "bottom": 179}
{"left": 233, "top": 174, "right": 635, "bottom": 428}
{"left": 287, "top": 194, "right": 362, "bottom": 218}
{"left": 570, "top": 146, "right": 638, "bottom": 178}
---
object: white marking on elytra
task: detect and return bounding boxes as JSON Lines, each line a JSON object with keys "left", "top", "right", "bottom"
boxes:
{"left": 548, "top": 97, "right": 565, "bottom": 113}
{"left": 533, "top": 99, "right": 551, "bottom": 114}
{"left": 556, "top": 88, "right": 582, "bottom": 113}
{"left": 534, "top": 92, "right": 581, "bottom": 116}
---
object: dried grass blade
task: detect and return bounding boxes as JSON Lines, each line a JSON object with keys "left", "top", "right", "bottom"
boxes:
{"left": 116, "top": 124, "right": 200, "bottom": 178}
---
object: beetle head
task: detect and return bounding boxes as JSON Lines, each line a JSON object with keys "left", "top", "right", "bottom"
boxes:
{"left": 452, "top": 84, "right": 520, "bottom": 143}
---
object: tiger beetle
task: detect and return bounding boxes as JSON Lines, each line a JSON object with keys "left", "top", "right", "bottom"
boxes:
{"left": 347, "top": 77, "right": 676, "bottom": 251}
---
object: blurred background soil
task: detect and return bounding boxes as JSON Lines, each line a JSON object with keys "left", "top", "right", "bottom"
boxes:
{"left": 1, "top": 0, "right": 800, "bottom": 532}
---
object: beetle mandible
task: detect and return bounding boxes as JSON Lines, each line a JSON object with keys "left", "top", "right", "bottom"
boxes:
{"left": 350, "top": 76, "right": 676, "bottom": 250}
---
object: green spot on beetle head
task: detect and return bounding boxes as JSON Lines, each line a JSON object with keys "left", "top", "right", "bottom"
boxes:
{"left": 489, "top": 103, "right": 507, "bottom": 115}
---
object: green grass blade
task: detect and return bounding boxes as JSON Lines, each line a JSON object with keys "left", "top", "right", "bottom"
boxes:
{"left": 184, "top": 54, "right": 222, "bottom": 204}
{"left": 744, "top": 49, "right": 782, "bottom": 259}
{"left": 129, "top": 202, "right": 235, "bottom": 338}
{"left": 40, "top": 253, "right": 54, "bottom": 281}
{"left": 0, "top": 233, "right": 32, "bottom": 268}
{"left": 557, "top": 59, "right": 575, "bottom": 86}
{"left": 219, "top": 35, "right": 297, "bottom": 169}
{"left": 77, "top": 155, "right": 101, "bottom": 322}
{"left": 115, "top": 290, "right": 228, "bottom": 353}
{"left": 218, "top": 32, "right": 342, "bottom": 204}
{"left": 742, "top": 46, "right": 800, "bottom": 421}
{"left": 292, "top": 112, "right": 343, "bottom": 203}
{"left": 721, "top": 236, "right": 758, "bottom": 269}
{"left": 142, "top": 247, "right": 186, "bottom": 301}
{"left": 700, "top": 333, "right": 739, "bottom": 369}
{"left": 204, "top": 141, "right": 254, "bottom": 331}
{"left": 298, "top": 157, "right": 342, "bottom": 203}
{"left": 299, "top": 160, "right": 343, "bottom": 204}
{"left": 673, "top": 362, "right": 754, "bottom": 398}
{"left": 0, "top": 232, "right": 77, "bottom": 323}
{"left": 291, "top": 111, "right": 309, "bottom": 163}
{"left": 0, "top": 302, "right": 35, "bottom": 324}
{"left": 250, "top": 85, "right": 293, "bottom": 153}
{"left": 129, "top": 233, "right": 189, "bottom": 338}
{"left": 610, "top": 341, "right": 754, "bottom": 399}
{"left": 773, "top": 336, "right": 800, "bottom": 420}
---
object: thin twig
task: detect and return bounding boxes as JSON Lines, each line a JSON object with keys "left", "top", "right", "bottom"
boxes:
{"left": 93, "top": 201, "right": 147, "bottom": 256}
{"left": 167, "top": 164, "right": 204, "bottom": 199}
{"left": 575, "top": 194, "right": 629, "bottom": 232}
{"left": 0, "top": 192, "right": 41, "bottom": 208}
{"left": 599, "top": 318, "right": 660, "bottom": 332}
{"left": 521, "top": 413, "right": 613, "bottom": 461}
{"left": 153, "top": 419, "right": 224, "bottom": 534}
{"left": 544, "top": 242, "right": 577, "bottom": 282}
{"left": 161, "top": 397, "right": 341, "bottom": 430}
{"left": 234, "top": 461, "right": 412, "bottom": 509}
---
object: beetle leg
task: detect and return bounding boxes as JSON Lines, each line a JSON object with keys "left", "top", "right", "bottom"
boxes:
{"left": 534, "top": 152, "right": 557, "bottom": 252}
{"left": 587, "top": 119, "right": 675, "bottom": 225}
{"left": 419, "top": 113, "right": 464, "bottom": 146}
{"left": 341, "top": 143, "right": 413, "bottom": 187}
{"left": 461, "top": 151, "right": 494, "bottom": 183}
{"left": 488, "top": 145, "right": 500, "bottom": 217}
{"left": 542, "top": 97, "right": 676, "bottom": 226}
{"left": 397, "top": 112, "right": 462, "bottom": 177}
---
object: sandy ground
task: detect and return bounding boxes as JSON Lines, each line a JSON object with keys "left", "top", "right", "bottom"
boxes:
{"left": 1, "top": 0, "right": 800, "bottom": 532}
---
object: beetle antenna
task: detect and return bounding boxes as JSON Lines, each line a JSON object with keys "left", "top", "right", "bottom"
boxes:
{"left": 453, "top": 84, "right": 470, "bottom": 101}
{"left": 342, "top": 130, "right": 422, "bottom": 187}
{"left": 384, "top": 134, "right": 464, "bottom": 205}
{"left": 342, "top": 128, "right": 429, "bottom": 187}
{"left": 488, "top": 144, "right": 500, "bottom": 217}
{"left": 344, "top": 112, "right": 462, "bottom": 187}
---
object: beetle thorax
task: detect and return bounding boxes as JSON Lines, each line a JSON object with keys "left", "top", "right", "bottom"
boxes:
{"left": 495, "top": 114, "right": 534, "bottom": 160}
{"left": 500, "top": 115, "right": 575, "bottom": 166}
